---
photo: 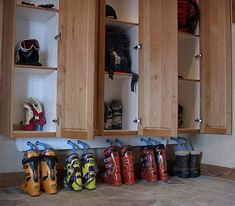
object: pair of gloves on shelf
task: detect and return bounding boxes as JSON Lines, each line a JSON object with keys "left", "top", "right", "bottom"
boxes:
{"left": 24, "top": 97, "right": 46, "bottom": 131}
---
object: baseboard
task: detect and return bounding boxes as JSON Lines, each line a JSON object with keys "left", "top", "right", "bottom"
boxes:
{"left": 0, "top": 172, "right": 24, "bottom": 188}
{"left": 1, "top": 164, "right": 234, "bottom": 188}
{"left": 201, "top": 163, "right": 235, "bottom": 181}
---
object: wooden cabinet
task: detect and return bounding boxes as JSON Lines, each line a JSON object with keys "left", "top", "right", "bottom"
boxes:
{"left": 97, "top": 0, "right": 232, "bottom": 137}
{"left": 200, "top": 0, "right": 232, "bottom": 134}
{"left": 57, "top": 0, "right": 98, "bottom": 139}
{"left": 0, "top": 0, "right": 232, "bottom": 139}
{"left": 97, "top": 0, "right": 139, "bottom": 136}
{"left": 178, "top": 0, "right": 232, "bottom": 135}
{"left": 97, "top": 0, "right": 178, "bottom": 137}
{"left": 0, "top": 0, "right": 98, "bottom": 139}
{"left": 138, "top": 0, "right": 178, "bottom": 137}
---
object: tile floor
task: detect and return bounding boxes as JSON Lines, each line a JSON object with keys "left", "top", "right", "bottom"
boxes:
{"left": 0, "top": 176, "right": 235, "bottom": 206}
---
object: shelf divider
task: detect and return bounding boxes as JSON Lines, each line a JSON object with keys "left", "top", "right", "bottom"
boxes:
{"left": 178, "top": 128, "right": 200, "bottom": 134}
{"left": 14, "top": 64, "right": 57, "bottom": 71}
{"left": 12, "top": 130, "right": 56, "bottom": 138}
{"left": 103, "top": 130, "right": 138, "bottom": 136}
{"left": 16, "top": 3, "right": 59, "bottom": 13}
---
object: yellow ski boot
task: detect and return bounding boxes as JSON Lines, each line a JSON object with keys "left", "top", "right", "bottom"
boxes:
{"left": 64, "top": 140, "right": 83, "bottom": 191}
{"left": 21, "top": 142, "right": 40, "bottom": 196}
{"left": 78, "top": 140, "right": 98, "bottom": 190}
{"left": 36, "top": 141, "right": 58, "bottom": 195}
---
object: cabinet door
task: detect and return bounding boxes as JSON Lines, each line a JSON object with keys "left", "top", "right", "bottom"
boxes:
{"left": 138, "top": 0, "right": 178, "bottom": 136}
{"left": 200, "top": 0, "right": 232, "bottom": 134}
{"left": 0, "top": 0, "right": 15, "bottom": 137}
{"left": 57, "top": 0, "right": 98, "bottom": 139}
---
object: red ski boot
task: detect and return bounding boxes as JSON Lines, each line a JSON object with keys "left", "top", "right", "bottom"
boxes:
{"left": 115, "top": 139, "right": 135, "bottom": 185}
{"left": 149, "top": 138, "right": 168, "bottom": 181}
{"left": 103, "top": 139, "right": 122, "bottom": 186}
{"left": 140, "top": 138, "right": 158, "bottom": 182}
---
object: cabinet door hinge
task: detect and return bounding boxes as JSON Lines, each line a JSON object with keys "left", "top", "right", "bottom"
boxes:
{"left": 133, "top": 117, "right": 142, "bottom": 125}
{"left": 195, "top": 53, "right": 203, "bottom": 60}
{"left": 134, "top": 43, "right": 143, "bottom": 50}
{"left": 194, "top": 118, "right": 202, "bottom": 124}
{"left": 54, "top": 32, "right": 62, "bottom": 40}
{"left": 52, "top": 117, "right": 60, "bottom": 126}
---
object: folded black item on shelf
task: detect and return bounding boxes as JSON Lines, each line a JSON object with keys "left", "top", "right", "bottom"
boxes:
{"left": 21, "top": 1, "right": 35, "bottom": 6}
{"left": 38, "top": 4, "right": 54, "bottom": 9}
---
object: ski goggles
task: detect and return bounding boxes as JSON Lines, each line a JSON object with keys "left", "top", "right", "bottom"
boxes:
{"left": 16, "top": 39, "right": 40, "bottom": 52}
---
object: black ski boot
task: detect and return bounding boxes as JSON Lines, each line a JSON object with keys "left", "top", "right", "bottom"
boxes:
{"left": 189, "top": 151, "right": 201, "bottom": 178}
{"left": 173, "top": 151, "right": 190, "bottom": 178}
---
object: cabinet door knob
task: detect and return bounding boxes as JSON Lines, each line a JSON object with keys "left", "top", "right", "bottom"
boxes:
{"left": 134, "top": 43, "right": 142, "bottom": 50}
{"left": 194, "top": 118, "right": 202, "bottom": 123}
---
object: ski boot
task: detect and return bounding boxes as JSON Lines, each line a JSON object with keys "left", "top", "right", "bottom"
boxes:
{"left": 21, "top": 142, "right": 40, "bottom": 196}
{"left": 171, "top": 137, "right": 190, "bottom": 178}
{"left": 103, "top": 139, "right": 122, "bottom": 186}
{"left": 189, "top": 151, "right": 201, "bottom": 178}
{"left": 115, "top": 139, "right": 135, "bottom": 185}
{"left": 36, "top": 141, "right": 58, "bottom": 194}
{"left": 178, "top": 137, "right": 201, "bottom": 178}
{"left": 140, "top": 138, "right": 158, "bottom": 182}
{"left": 64, "top": 140, "right": 83, "bottom": 191}
{"left": 173, "top": 150, "right": 190, "bottom": 178}
{"left": 149, "top": 138, "right": 168, "bottom": 181}
{"left": 78, "top": 140, "right": 98, "bottom": 190}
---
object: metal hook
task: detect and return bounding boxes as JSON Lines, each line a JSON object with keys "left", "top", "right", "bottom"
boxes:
{"left": 115, "top": 139, "right": 124, "bottom": 146}
{"left": 36, "top": 141, "right": 50, "bottom": 149}
{"left": 77, "top": 140, "right": 88, "bottom": 154}
{"left": 27, "top": 141, "right": 37, "bottom": 150}
{"left": 67, "top": 140, "right": 78, "bottom": 154}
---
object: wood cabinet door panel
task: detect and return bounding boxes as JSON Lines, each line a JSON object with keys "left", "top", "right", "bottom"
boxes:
{"left": 57, "top": 0, "right": 98, "bottom": 139}
{"left": 138, "top": 0, "right": 178, "bottom": 136}
{"left": 0, "top": 0, "right": 15, "bottom": 137}
{"left": 200, "top": 0, "right": 232, "bottom": 134}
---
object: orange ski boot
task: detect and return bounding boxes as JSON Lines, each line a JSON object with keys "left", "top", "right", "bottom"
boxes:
{"left": 115, "top": 139, "right": 135, "bottom": 185}
{"left": 36, "top": 141, "right": 58, "bottom": 194}
{"left": 149, "top": 138, "right": 168, "bottom": 181}
{"left": 21, "top": 142, "right": 40, "bottom": 196}
{"left": 103, "top": 139, "right": 122, "bottom": 186}
{"left": 140, "top": 138, "right": 158, "bottom": 182}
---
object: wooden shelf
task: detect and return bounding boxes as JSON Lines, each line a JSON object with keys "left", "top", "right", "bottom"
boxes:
{"left": 14, "top": 64, "right": 57, "bottom": 73}
{"left": 178, "top": 128, "right": 200, "bottom": 134}
{"left": 105, "top": 71, "right": 133, "bottom": 79}
{"left": 12, "top": 130, "right": 56, "bottom": 138}
{"left": 179, "top": 78, "right": 200, "bottom": 83}
{"left": 106, "top": 18, "right": 138, "bottom": 30}
{"left": 16, "top": 3, "right": 58, "bottom": 22}
{"left": 178, "top": 31, "right": 199, "bottom": 40}
{"left": 103, "top": 130, "right": 138, "bottom": 136}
